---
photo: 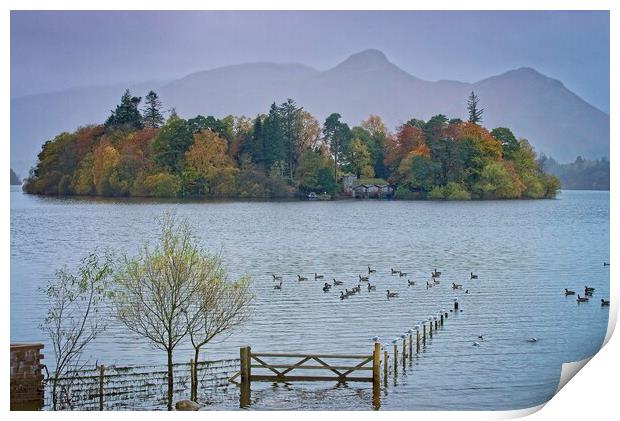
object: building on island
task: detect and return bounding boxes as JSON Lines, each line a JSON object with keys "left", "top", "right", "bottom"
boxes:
{"left": 342, "top": 173, "right": 358, "bottom": 194}
{"left": 343, "top": 174, "right": 394, "bottom": 199}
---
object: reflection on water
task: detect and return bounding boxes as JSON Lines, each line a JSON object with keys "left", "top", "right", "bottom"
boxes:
{"left": 10, "top": 188, "right": 609, "bottom": 410}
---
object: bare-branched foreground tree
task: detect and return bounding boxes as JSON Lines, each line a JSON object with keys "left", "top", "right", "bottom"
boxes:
{"left": 40, "top": 251, "right": 113, "bottom": 410}
{"left": 114, "top": 212, "right": 252, "bottom": 409}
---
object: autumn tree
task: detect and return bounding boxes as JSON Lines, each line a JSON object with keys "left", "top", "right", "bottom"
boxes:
{"left": 91, "top": 141, "right": 120, "bottom": 195}
{"left": 183, "top": 130, "right": 238, "bottom": 196}
{"left": 467, "top": 91, "right": 484, "bottom": 124}
{"left": 347, "top": 138, "right": 374, "bottom": 178}
{"left": 142, "top": 91, "right": 165, "bottom": 128}
{"left": 384, "top": 124, "right": 429, "bottom": 176}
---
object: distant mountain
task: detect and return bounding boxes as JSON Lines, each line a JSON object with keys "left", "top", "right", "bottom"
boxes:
{"left": 10, "top": 49, "right": 609, "bottom": 176}
{"left": 10, "top": 168, "right": 21, "bottom": 185}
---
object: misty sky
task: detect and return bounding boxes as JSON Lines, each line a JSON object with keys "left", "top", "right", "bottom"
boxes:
{"left": 10, "top": 10, "right": 610, "bottom": 113}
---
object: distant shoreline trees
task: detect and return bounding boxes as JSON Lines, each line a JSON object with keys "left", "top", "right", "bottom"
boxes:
{"left": 23, "top": 89, "right": 560, "bottom": 200}
{"left": 540, "top": 155, "right": 609, "bottom": 191}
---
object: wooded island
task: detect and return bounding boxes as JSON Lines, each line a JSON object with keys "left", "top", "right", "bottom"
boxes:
{"left": 24, "top": 90, "right": 559, "bottom": 200}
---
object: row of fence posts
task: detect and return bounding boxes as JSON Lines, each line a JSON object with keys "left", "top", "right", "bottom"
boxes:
{"left": 94, "top": 360, "right": 201, "bottom": 410}
{"left": 380, "top": 299, "right": 458, "bottom": 388}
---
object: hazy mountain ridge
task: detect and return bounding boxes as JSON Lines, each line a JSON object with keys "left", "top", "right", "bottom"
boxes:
{"left": 11, "top": 49, "right": 609, "bottom": 176}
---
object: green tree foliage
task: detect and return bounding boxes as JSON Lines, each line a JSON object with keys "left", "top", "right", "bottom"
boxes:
{"left": 105, "top": 89, "right": 144, "bottom": 130}
{"left": 491, "top": 127, "right": 520, "bottom": 159}
{"left": 24, "top": 91, "right": 560, "bottom": 200}
{"left": 428, "top": 182, "right": 471, "bottom": 200}
{"left": 151, "top": 118, "right": 193, "bottom": 173}
{"left": 296, "top": 150, "right": 337, "bottom": 194}
{"left": 322, "top": 113, "right": 351, "bottom": 181}
{"left": 467, "top": 91, "right": 484, "bottom": 124}
{"left": 142, "top": 91, "right": 165, "bottom": 128}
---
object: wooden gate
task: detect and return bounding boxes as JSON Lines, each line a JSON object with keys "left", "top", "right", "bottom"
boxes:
{"left": 229, "top": 344, "right": 382, "bottom": 408}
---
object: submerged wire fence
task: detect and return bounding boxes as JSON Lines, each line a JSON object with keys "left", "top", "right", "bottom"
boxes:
{"left": 44, "top": 359, "right": 240, "bottom": 410}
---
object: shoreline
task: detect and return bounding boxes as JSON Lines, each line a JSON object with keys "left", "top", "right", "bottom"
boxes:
{"left": 11, "top": 188, "right": 609, "bottom": 205}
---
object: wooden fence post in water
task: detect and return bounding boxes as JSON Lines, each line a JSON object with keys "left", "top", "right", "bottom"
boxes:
{"left": 393, "top": 343, "right": 398, "bottom": 376}
{"left": 98, "top": 364, "right": 105, "bottom": 411}
{"left": 423, "top": 322, "right": 427, "bottom": 345}
{"left": 240, "top": 346, "right": 251, "bottom": 408}
{"left": 372, "top": 342, "right": 382, "bottom": 409}
{"left": 408, "top": 330, "right": 413, "bottom": 361}
{"left": 383, "top": 350, "right": 388, "bottom": 385}
{"left": 416, "top": 325, "right": 421, "bottom": 353}
{"left": 373, "top": 342, "right": 381, "bottom": 386}
{"left": 440, "top": 312, "right": 444, "bottom": 326}
{"left": 435, "top": 316, "right": 439, "bottom": 330}
{"left": 429, "top": 317, "right": 433, "bottom": 338}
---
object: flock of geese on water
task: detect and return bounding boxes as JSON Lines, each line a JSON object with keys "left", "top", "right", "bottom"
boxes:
{"left": 271, "top": 266, "right": 479, "bottom": 300}
{"left": 564, "top": 261, "right": 610, "bottom": 306}
{"left": 564, "top": 286, "right": 610, "bottom": 306}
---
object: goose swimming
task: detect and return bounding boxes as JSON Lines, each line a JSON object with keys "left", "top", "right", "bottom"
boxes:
{"left": 298, "top": 275, "right": 308, "bottom": 281}
{"left": 564, "top": 288, "right": 575, "bottom": 295}
{"left": 368, "top": 265, "right": 376, "bottom": 273}
{"left": 386, "top": 290, "right": 399, "bottom": 298}
{"left": 470, "top": 272, "right": 478, "bottom": 279}
{"left": 601, "top": 299, "right": 610, "bottom": 306}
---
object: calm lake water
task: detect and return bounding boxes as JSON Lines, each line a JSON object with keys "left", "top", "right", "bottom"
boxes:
{"left": 10, "top": 187, "right": 610, "bottom": 410}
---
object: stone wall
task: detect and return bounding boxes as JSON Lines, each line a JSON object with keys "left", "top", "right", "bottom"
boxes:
{"left": 10, "top": 343, "right": 44, "bottom": 410}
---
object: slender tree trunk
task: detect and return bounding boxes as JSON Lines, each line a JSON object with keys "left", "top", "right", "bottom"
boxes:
{"left": 192, "top": 347, "right": 201, "bottom": 401}
{"left": 334, "top": 149, "right": 338, "bottom": 182}
{"left": 51, "top": 379, "right": 58, "bottom": 410}
{"left": 167, "top": 349, "right": 173, "bottom": 411}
